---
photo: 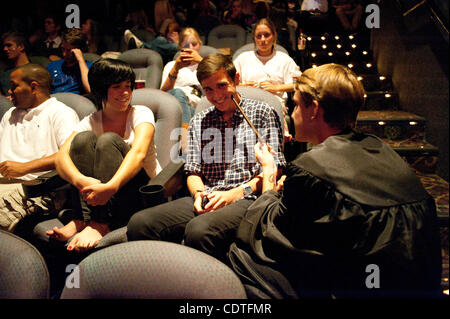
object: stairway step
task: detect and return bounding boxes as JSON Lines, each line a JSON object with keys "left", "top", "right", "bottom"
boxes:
{"left": 358, "top": 74, "right": 394, "bottom": 92}
{"left": 357, "top": 110, "right": 426, "bottom": 142}
{"left": 362, "top": 91, "right": 399, "bottom": 110}
{"left": 415, "top": 170, "right": 449, "bottom": 291}
{"left": 392, "top": 142, "right": 439, "bottom": 174}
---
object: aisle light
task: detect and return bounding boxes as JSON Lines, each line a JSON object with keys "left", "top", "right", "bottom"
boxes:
{"left": 351, "top": 44, "right": 357, "bottom": 49}
{"left": 335, "top": 36, "right": 340, "bottom": 40}
{"left": 385, "top": 93, "right": 391, "bottom": 98}
{"left": 328, "top": 52, "right": 333, "bottom": 56}
{"left": 345, "top": 51, "right": 351, "bottom": 56}
{"left": 311, "top": 52, "right": 317, "bottom": 58}
{"left": 307, "top": 37, "right": 312, "bottom": 41}
{"left": 322, "top": 44, "right": 327, "bottom": 49}
{"left": 348, "top": 63, "right": 354, "bottom": 68}
{"left": 409, "top": 121, "right": 418, "bottom": 126}
{"left": 379, "top": 76, "right": 386, "bottom": 80}
{"left": 378, "top": 121, "right": 386, "bottom": 126}
{"left": 366, "top": 63, "right": 372, "bottom": 68}
{"left": 357, "top": 76, "right": 363, "bottom": 81}
{"left": 321, "top": 36, "right": 326, "bottom": 41}
{"left": 349, "top": 35, "right": 354, "bottom": 40}
{"left": 362, "top": 50, "right": 368, "bottom": 55}
{"left": 312, "top": 64, "right": 318, "bottom": 68}
{"left": 337, "top": 44, "right": 342, "bottom": 49}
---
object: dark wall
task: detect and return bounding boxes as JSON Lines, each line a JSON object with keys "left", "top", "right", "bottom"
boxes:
{"left": 371, "top": 0, "right": 449, "bottom": 181}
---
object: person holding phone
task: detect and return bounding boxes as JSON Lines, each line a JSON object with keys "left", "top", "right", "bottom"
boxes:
{"left": 160, "top": 27, "right": 204, "bottom": 151}
{"left": 46, "top": 28, "right": 92, "bottom": 95}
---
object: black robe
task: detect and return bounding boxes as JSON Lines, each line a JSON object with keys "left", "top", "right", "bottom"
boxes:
{"left": 229, "top": 130, "right": 442, "bottom": 298}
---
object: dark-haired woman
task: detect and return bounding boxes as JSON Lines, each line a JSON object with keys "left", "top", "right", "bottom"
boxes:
{"left": 46, "top": 58, "right": 161, "bottom": 252}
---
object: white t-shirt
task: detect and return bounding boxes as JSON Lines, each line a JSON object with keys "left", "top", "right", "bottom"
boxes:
{"left": 233, "top": 50, "right": 301, "bottom": 104}
{"left": 75, "top": 105, "right": 161, "bottom": 178}
{"left": 161, "top": 61, "right": 202, "bottom": 107}
{"left": 0, "top": 97, "right": 79, "bottom": 180}
{"left": 301, "top": 0, "right": 328, "bottom": 12}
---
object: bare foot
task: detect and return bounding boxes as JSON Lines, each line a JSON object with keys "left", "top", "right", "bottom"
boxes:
{"left": 46, "top": 219, "right": 86, "bottom": 241}
{"left": 67, "top": 221, "right": 110, "bottom": 252}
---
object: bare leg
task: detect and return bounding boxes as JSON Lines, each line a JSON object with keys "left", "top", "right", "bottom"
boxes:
{"left": 67, "top": 221, "right": 110, "bottom": 252}
{"left": 46, "top": 219, "right": 87, "bottom": 241}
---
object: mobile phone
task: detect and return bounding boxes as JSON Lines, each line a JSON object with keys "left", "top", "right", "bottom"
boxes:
{"left": 201, "top": 196, "right": 209, "bottom": 209}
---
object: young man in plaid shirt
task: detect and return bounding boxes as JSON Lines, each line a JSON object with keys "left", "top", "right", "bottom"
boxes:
{"left": 127, "top": 54, "right": 286, "bottom": 261}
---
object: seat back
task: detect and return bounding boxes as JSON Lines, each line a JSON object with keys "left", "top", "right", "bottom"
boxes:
{"left": 83, "top": 53, "right": 102, "bottom": 63}
{"left": 0, "top": 95, "right": 13, "bottom": 120}
{"left": 130, "top": 88, "right": 182, "bottom": 168}
{"left": 119, "top": 49, "right": 164, "bottom": 89}
{"left": 51, "top": 92, "right": 97, "bottom": 120}
{"left": 195, "top": 86, "right": 285, "bottom": 140}
{"left": 207, "top": 25, "right": 247, "bottom": 54}
{"left": 60, "top": 241, "right": 247, "bottom": 299}
{"left": 0, "top": 230, "right": 50, "bottom": 299}
{"left": 29, "top": 56, "right": 51, "bottom": 68}
{"left": 192, "top": 15, "right": 221, "bottom": 40}
{"left": 173, "top": 45, "right": 222, "bottom": 60}
{"left": 232, "top": 43, "right": 289, "bottom": 60}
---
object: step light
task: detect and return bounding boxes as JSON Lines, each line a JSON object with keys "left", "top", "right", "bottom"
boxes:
{"left": 366, "top": 63, "right": 372, "bottom": 68}
{"left": 321, "top": 36, "right": 326, "bottom": 41}
{"left": 357, "top": 76, "right": 363, "bottom": 81}
{"left": 345, "top": 51, "right": 351, "bottom": 56}
{"left": 364, "top": 94, "right": 368, "bottom": 98}
{"left": 322, "top": 44, "right": 327, "bottom": 49}
{"left": 337, "top": 44, "right": 342, "bottom": 49}
{"left": 348, "top": 63, "right": 354, "bottom": 68}
{"left": 385, "top": 93, "right": 391, "bottom": 98}
{"left": 409, "top": 121, "right": 418, "bottom": 126}
{"left": 444, "top": 289, "right": 449, "bottom": 296}
{"left": 328, "top": 52, "right": 333, "bottom": 56}
{"left": 335, "top": 36, "right": 340, "bottom": 40}
{"left": 349, "top": 35, "right": 355, "bottom": 40}
{"left": 312, "top": 64, "right": 318, "bottom": 68}
{"left": 379, "top": 76, "right": 386, "bottom": 80}
{"left": 307, "top": 37, "right": 312, "bottom": 41}
{"left": 311, "top": 52, "right": 317, "bottom": 58}
{"left": 362, "top": 51, "right": 368, "bottom": 55}
{"left": 351, "top": 44, "right": 357, "bottom": 49}
{"left": 378, "top": 121, "right": 386, "bottom": 126}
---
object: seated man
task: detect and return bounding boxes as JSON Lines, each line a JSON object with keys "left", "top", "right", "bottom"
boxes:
{"left": 30, "top": 14, "right": 63, "bottom": 60}
{"left": 228, "top": 63, "right": 442, "bottom": 298}
{"left": 1, "top": 31, "right": 31, "bottom": 96}
{"left": 46, "top": 28, "right": 92, "bottom": 95}
{"left": 127, "top": 53, "right": 286, "bottom": 261}
{"left": 0, "top": 64, "right": 79, "bottom": 232}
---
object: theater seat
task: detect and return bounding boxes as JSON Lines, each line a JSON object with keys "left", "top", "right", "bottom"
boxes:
{"left": 0, "top": 230, "right": 50, "bottom": 299}
{"left": 119, "top": 48, "right": 164, "bottom": 89}
{"left": 207, "top": 25, "right": 247, "bottom": 54}
{"left": 60, "top": 241, "right": 247, "bottom": 299}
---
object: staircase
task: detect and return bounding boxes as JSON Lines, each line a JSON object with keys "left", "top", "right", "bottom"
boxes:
{"left": 295, "top": 31, "right": 449, "bottom": 295}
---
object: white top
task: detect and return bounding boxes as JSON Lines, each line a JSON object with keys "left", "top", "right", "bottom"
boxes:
{"left": 75, "top": 105, "right": 161, "bottom": 178}
{"left": 233, "top": 50, "right": 301, "bottom": 104}
{"left": 0, "top": 97, "right": 79, "bottom": 180}
{"left": 161, "top": 61, "right": 202, "bottom": 107}
{"left": 301, "top": 0, "right": 328, "bottom": 12}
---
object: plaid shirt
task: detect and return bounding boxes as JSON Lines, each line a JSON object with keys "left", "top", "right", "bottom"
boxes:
{"left": 185, "top": 96, "right": 286, "bottom": 195}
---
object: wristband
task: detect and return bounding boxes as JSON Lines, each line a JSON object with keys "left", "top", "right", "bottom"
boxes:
{"left": 168, "top": 72, "right": 177, "bottom": 80}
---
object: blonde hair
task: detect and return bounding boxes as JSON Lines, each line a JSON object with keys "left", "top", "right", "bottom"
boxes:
{"left": 295, "top": 63, "right": 366, "bottom": 130}
{"left": 178, "top": 27, "right": 202, "bottom": 49}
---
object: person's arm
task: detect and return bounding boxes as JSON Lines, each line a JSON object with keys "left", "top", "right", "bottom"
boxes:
{"left": 160, "top": 49, "right": 202, "bottom": 92}
{"left": 0, "top": 155, "right": 56, "bottom": 178}
{"left": 82, "top": 122, "right": 154, "bottom": 206}
{"left": 55, "top": 131, "right": 99, "bottom": 189}
{"left": 72, "top": 49, "right": 91, "bottom": 94}
{"left": 259, "top": 82, "right": 295, "bottom": 94}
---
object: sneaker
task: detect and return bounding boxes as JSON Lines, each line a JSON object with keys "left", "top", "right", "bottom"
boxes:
{"left": 124, "top": 29, "right": 143, "bottom": 49}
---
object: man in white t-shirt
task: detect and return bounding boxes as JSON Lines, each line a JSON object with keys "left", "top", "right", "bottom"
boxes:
{"left": 0, "top": 64, "right": 79, "bottom": 231}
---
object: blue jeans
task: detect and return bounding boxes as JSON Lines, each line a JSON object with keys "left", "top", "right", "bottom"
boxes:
{"left": 168, "top": 88, "right": 195, "bottom": 125}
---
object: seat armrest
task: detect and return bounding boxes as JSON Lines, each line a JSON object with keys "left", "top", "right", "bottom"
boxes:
{"left": 145, "top": 160, "right": 185, "bottom": 198}
{"left": 22, "top": 170, "right": 68, "bottom": 198}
